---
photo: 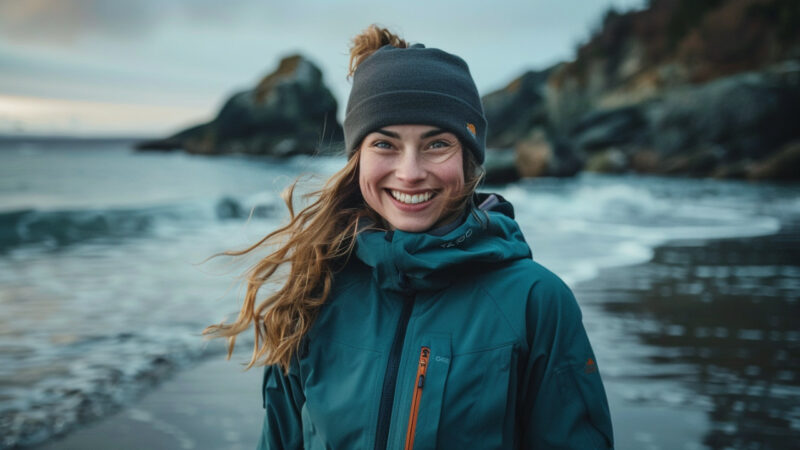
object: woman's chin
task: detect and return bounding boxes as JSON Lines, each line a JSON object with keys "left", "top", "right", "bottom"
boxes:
{"left": 386, "top": 210, "right": 462, "bottom": 234}
{"left": 387, "top": 217, "right": 437, "bottom": 233}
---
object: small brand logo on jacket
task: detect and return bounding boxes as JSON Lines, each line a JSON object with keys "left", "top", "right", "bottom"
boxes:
{"left": 584, "top": 357, "right": 597, "bottom": 374}
{"left": 440, "top": 229, "right": 473, "bottom": 248}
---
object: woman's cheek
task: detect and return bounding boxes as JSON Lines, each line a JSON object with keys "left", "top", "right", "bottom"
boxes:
{"left": 358, "top": 153, "right": 387, "bottom": 208}
{"left": 436, "top": 155, "right": 465, "bottom": 194}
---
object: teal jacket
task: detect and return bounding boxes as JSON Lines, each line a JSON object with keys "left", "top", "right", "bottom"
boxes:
{"left": 259, "top": 195, "right": 614, "bottom": 449}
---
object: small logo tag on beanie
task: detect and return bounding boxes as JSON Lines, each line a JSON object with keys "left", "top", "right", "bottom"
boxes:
{"left": 466, "top": 123, "right": 476, "bottom": 138}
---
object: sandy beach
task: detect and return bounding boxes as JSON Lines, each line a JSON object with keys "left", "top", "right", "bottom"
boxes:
{"left": 33, "top": 357, "right": 263, "bottom": 450}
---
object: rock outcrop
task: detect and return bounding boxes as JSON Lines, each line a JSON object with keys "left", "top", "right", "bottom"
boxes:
{"left": 482, "top": 0, "right": 800, "bottom": 181}
{"left": 137, "top": 55, "right": 343, "bottom": 156}
{"left": 483, "top": 68, "right": 553, "bottom": 149}
{"left": 482, "top": 68, "right": 583, "bottom": 182}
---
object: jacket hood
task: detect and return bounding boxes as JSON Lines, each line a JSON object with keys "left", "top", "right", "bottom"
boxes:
{"left": 354, "top": 193, "right": 532, "bottom": 292}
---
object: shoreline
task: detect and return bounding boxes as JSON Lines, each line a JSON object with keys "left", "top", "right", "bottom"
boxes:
{"left": 30, "top": 224, "right": 800, "bottom": 449}
{"left": 32, "top": 356, "right": 263, "bottom": 450}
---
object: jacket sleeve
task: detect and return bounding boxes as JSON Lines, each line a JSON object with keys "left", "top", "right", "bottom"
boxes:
{"left": 520, "top": 272, "right": 614, "bottom": 449}
{"left": 258, "top": 362, "right": 305, "bottom": 449}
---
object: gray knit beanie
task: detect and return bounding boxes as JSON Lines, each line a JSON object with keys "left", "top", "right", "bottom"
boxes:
{"left": 343, "top": 43, "right": 487, "bottom": 164}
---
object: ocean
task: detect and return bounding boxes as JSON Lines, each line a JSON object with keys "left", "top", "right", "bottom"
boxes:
{"left": 1, "top": 138, "right": 798, "bottom": 449}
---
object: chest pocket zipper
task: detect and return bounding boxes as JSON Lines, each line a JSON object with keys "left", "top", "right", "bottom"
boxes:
{"left": 398, "top": 335, "right": 450, "bottom": 450}
{"left": 404, "top": 346, "right": 430, "bottom": 450}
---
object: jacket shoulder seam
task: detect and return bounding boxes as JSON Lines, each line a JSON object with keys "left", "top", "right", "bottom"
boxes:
{"left": 477, "top": 284, "right": 524, "bottom": 342}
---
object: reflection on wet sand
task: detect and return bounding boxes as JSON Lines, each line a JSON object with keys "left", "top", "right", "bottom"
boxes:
{"left": 578, "top": 224, "right": 800, "bottom": 449}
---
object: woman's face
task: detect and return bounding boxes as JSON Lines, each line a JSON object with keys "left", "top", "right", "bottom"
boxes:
{"left": 358, "top": 124, "right": 464, "bottom": 232}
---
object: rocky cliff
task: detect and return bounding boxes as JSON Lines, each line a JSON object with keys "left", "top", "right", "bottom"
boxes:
{"left": 484, "top": 0, "right": 800, "bottom": 181}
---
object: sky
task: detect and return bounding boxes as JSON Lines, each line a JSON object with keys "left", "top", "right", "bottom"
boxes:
{"left": 0, "top": 0, "right": 646, "bottom": 137}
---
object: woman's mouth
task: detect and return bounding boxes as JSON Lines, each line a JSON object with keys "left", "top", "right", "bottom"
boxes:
{"left": 388, "top": 189, "right": 435, "bottom": 205}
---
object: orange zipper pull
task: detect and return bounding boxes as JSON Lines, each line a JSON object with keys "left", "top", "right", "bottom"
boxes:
{"left": 404, "top": 346, "right": 430, "bottom": 450}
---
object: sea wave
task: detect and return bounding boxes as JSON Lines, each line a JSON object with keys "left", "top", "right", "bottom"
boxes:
{"left": 0, "top": 195, "right": 280, "bottom": 252}
{"left": 498, "top": 176, "right": 786, "bottom": 285}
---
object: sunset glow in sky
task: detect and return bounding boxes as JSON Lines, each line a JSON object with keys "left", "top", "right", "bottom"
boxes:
{"left": 0, "top": 0, "right": 646, "bottom": 137}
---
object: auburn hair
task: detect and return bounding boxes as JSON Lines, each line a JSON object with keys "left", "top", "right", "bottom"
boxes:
{"left": 348, "top": 24, "right": 409, "bottom": 79}
{"left": 204, "top": 25, "right": 485, "bottom": 373}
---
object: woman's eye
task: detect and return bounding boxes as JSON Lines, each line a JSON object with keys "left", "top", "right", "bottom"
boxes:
{"left": 372, "top": 140, "right": 393, "bottom": 149}
{"left": 428, "top": 140, "right": 452, "bottom": 150}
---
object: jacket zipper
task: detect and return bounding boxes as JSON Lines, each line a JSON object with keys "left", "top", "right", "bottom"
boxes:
{"left": 404, "top": 346, "right": 430, "bottom": 450}
{"left": 374, "top": 292, "right": 415, "bottom": 450}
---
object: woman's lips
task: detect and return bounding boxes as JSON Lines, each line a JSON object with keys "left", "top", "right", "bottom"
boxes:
{"left": 389, "top": 189, "right": 434, "bottom": 204}
{"left": 385, "top": 189, "right": 437, "bottom": 211}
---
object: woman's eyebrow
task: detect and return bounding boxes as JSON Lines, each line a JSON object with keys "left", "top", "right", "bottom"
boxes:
{"left": 421, "top": 128, "right": 447, "bottom": 138}
{"left": 374, "top": 128, "right": 448, "bottom": 139}
{"left": 375, "top": 129, "right": 401, "bottom": 138}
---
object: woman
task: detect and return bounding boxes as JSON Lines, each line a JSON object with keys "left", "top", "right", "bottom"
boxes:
{"left": 206, "top": 25, "right": 614, "bottom": 449}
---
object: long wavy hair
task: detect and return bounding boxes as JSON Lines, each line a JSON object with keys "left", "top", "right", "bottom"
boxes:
{"left": 203, "top": 25, "right": 485, "bottom": 373}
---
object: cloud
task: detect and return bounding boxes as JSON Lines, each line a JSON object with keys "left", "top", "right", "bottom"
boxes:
{"left": 0, "top": 0, "right": 154, "bottom": 43}
{"left": 0, "top": 94, "right": 209, "bottom": 136}
{"left": 0, "top": 0, "right": 250, "bottom": 44}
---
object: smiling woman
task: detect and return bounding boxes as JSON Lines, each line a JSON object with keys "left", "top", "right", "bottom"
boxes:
{"left": 204, "top": 24, "right": 614, "bottom": 449}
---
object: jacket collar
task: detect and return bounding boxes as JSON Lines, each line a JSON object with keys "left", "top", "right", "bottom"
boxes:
{"left": 354, "top": 193, "right": 532, "bottom": 292}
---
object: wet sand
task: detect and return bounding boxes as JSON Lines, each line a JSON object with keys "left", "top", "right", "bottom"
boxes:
{"left": 33, "top": 225, "right": 800, "bottom": 449}
{"left": 33, "top": 357, "right": 263, "bottom": 450}
{"left": 575, "top": 222, "right": 800, "bottom": 449}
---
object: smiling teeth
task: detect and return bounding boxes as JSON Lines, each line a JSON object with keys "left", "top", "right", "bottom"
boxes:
{"left": 390, "top": 190, "right": 433, "bottom": 204}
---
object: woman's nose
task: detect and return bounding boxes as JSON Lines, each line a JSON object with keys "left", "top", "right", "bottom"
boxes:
{"left": 395, "top": 150, "right": 427, "bottom": 182}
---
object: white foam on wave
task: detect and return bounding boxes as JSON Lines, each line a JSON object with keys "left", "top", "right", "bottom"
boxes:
{"left": 498, "top": 175, "right": 791, "bottom": 287}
